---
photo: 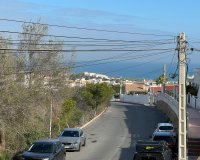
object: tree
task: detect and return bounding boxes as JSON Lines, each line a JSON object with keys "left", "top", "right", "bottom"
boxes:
{"left": 59, "top": 99, "right": 82, "bottom": 131}
{"left": 111, "top": 84, "right": 120, "bottom": 98}
{"left": 81, "top": 83, "right": 113, "bottom": 114}
{"left": 186, "top": 85, "right": 198, "bottom": 96}
{"left": 0, "top": 20, "right": 75, "bottom": 157}
{"left": 155, "top": 74, "right": 166, "bottom": 85}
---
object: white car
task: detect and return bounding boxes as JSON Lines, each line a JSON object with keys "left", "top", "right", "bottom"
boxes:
{"left": 58, "top": 128, "right": 86, "bottom": 151}
{"left": 155, "top": 123, "right": 176, "bottom": 136}
{"left": 156, "top": 123, "right": 174, "bottom": 132}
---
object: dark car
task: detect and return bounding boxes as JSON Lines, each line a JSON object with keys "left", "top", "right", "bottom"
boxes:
{"left": 152, "top": 131, "right": 177, "bottom": 155}
{"left": 133, "top": 140, "right": 172, "bottom": 160}
{"left": 22, "top": 139, "right": 66, "bottom": 160}
{"left": 58, "top": 128, "right": 86, "bottom": 151}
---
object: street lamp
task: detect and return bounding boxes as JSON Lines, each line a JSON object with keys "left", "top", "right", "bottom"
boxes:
{"left": 49, "top": 97, "right": 53, "bottom": 139}
{"left": 195, "top": 96, "right": 198, "bottom": 109}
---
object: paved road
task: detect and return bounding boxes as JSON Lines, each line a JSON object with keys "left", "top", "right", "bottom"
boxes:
{"left": 67, "top": 102, "right": 168, "bottom": 160}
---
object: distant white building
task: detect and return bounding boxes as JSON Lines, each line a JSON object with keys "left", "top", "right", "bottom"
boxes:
{"left": 84, "top": 72, "right": 109, "bottom": 80}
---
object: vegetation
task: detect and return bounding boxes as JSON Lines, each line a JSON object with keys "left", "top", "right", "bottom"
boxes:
{"left": 155, "top": 74, "right": 166, "bottom": 85}
{"left": 80, "top": 83, "right": 113, "bottom": 114}
{"left": 186, "top": 85, "right": 199, "bottom": 96}
{"left": 0, "top": 21, "right": 115, "bottom": 159}
{"left": 111, "top": 84, "right": 120, "bottom": 98}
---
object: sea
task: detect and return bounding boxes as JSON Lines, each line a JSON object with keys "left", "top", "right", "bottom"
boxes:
{"left": 73, "top": 61, "right": 199, "bottom": 80}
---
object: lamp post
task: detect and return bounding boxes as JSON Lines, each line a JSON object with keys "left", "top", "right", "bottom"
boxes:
{"left": 48, "top": 87, "right": 58, "bottom": 139}
{"left": 195, "top": 96, "right": 198, "bottom": 109}
{"left": 49, "top": 97, "right": 53, "bottom": 139}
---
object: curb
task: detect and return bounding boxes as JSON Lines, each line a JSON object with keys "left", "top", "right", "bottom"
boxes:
{"left": 80, "top": 107, "right": 108, "bottom": 129}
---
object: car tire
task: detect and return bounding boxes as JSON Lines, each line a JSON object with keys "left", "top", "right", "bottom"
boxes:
{"left": 83, "top": 139, "right": 86, "bottom": 146}
{"left": 62, "top": 155, "right": 66, "bottom": 160}
{"left": 77, "top": 144, "right": 81, "bottom": 152}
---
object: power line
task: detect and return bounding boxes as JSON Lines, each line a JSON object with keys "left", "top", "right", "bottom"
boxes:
{"left": 0, "top": 50, "right": 173, "bottom": 75}
{"left": 76, "top": 50, "right": 173, "bottom": 64}
{"left": 6, "top": 38, "right": 175, "bottom": 44}
{"left": 0, "top": 18, "right": 175, "bottom": 37}
{"left": 0, "top": 30, "right": 176, "bottom": 43}
{"left": 0, "top": 48, "right": 175, "bottom": 52}
{"left": 104, "top": 51, "right": 173, "bottom": 74}
{"left": 2, "top": 49, "right": 173, "bottom": 70}
{"left": 0, "top": 40, "right": 175, "bottom": 47}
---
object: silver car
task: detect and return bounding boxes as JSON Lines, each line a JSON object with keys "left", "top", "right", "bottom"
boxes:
{"left": 58, "top": 128, "right": 86, "bottom": 151}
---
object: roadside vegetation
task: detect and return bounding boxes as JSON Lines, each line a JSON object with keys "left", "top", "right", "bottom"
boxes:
{"left": 0, "top": 21, "right": 116, "bottom": 159}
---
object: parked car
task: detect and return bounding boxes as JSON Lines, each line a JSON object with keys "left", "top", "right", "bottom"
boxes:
{"left": 22, "top": 139, "right": 66, "bottom": 160}
{"left": 58, "top": 128, "right": 86, "bottom": 151}
{"left": 133, "top": 140, "right": 172, "bottom": 160}
{"left": 152, "top": 131, "right": 177, "bottom": 155}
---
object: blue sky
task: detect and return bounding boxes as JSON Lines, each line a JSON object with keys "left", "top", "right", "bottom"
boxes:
{"left": 0, "top": 0, "right": 200, "bottom": 77}
{"left": 1, "top": 0, "right": 200, "bottom": 35}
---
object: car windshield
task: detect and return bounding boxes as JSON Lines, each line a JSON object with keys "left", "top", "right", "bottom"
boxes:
{"left": 28, "top": 142, "right": 53, "bottom": 153}
{"left": 61, "top": 131, "right": 79, "bottom": 137}
{"left": 153, "top": 136, "right": 174, "bottom": 143}
{"left": 159, "top": 126, "right": 173, "bottom": 131}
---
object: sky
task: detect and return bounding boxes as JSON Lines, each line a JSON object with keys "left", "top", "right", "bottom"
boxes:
{"left": 0, "top": 0, "right": 200, "bottom": 78}
{"left": 1, "top": 0, "right": 200, "bottom": 35}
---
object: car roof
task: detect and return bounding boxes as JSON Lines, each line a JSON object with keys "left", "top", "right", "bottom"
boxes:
{"left": 158, "top": 123, "right": 173, "bottom": 127}
{"left": 34, "top": 139, "right": 60, "bottom": 144}
{"left": 63, "top": 128, "right": 81, "bottom": 131}
{"left": 153, "top": 131, "right": 174, "bottom": 136}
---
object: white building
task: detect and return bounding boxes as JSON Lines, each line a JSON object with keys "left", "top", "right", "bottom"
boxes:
{"left": 84, "top": 72, "right": 109, "bottom": 80}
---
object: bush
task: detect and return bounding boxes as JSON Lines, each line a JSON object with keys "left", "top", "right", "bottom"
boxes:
{"left": 0, "top": 152, "right": 11, "bottom": 160}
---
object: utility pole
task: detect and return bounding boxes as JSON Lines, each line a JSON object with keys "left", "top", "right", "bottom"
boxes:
{"left": 178, "top": 32, "right": 187, "bottom": 160}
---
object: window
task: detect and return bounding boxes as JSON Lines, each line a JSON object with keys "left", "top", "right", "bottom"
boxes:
{"left": 56, "top": 141, "right": 62, "bottom": 150}
{"left": 28, "top": 142, "right": 53, "bottom": 153}
{"left": 159, "top": 126, "right": 173, "bottom": 131}
{"left": 61, "top": 131, "right": 79, "bottom": 137}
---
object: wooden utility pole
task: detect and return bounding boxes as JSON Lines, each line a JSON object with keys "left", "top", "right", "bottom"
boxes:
{"left": 178, "top": 32, "right": 187, "bottom": 160}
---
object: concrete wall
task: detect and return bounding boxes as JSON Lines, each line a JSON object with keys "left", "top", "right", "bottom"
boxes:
{"left": 120, "top": 92, "right": 178, "bottom": 128}
{"left": 194, "top": 68, "right": 200, "bottom": 86}
{"left": 187, "top": 94, "right": 200, "bottom": 109}
{"left": 155, "top": 93, "right": 178, "bottom": 129}
{"left": 120, "top": 94, "right": 149, "bottom": 105}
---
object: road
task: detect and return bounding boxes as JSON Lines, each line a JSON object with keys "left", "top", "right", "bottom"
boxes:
{"left": 67, "top": 102, "right": 168, "bottom": 160}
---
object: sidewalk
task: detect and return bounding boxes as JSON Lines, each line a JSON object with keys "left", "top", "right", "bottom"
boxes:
{"left": 187, "top": 106, "right": 200, "bottom": 138}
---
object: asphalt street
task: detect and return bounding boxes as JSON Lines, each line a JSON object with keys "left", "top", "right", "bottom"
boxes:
{"left": 67, "top": 102, "right": 168, "bottom": 160}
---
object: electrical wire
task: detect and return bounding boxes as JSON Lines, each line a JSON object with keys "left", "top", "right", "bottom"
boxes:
{"left": 0, "top": 50, "right": 173, "bottom": 76}
{"left": 0, "top": 18, "right": 175, "bottom": 37}
{"left": 0, "top": 48, "right": 175, "bottom": 52}
{"left": 104, "top": 51, "right": 173, "bottom": 74}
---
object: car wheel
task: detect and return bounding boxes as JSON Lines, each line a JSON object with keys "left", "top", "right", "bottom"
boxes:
{"left": 62, "top": 155, "right": 66, "bottom": 160}
{"left": 77, "top": 144, "right": 81, "bottom": 152}
{"left": 63, "top": 152, "right": 66, "bottom": 160}
{"left": 83, "top": 139, "right": 86, "bottom": 146}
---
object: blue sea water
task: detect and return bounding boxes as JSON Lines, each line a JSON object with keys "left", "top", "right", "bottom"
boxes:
{"left": 74, "top": 61, "right": 199, "bottom": 80}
